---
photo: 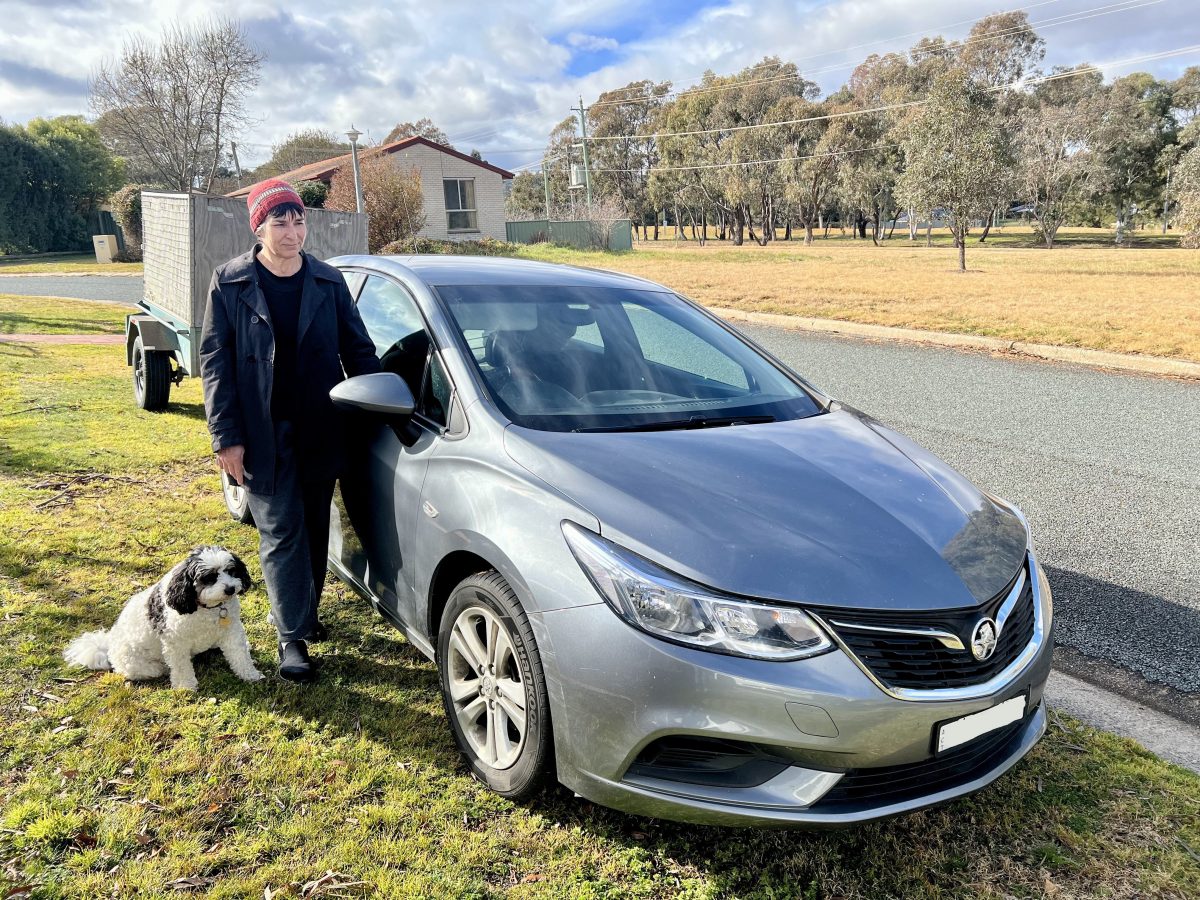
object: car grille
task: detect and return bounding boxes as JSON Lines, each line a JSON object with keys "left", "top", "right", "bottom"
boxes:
{"left": 812, "top": 713, "right": 1031, "bottom": 810}
{"left": 817, "top": 562, "right": 1035, "bottom": 691}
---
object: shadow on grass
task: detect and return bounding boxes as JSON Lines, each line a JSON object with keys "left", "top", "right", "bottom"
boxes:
{"left": 0, "top": 313, "right": 123, "bottom": 335}
{"left": 0, "top": 341, "right": 40, "bottom": 359}
{"left": 164, "top": 400, "right": 209, "bottom": 422}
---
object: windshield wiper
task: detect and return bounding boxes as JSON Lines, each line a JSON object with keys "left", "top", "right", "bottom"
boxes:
{"left": 573, "top": 414, "right": 776, "bottom": 433}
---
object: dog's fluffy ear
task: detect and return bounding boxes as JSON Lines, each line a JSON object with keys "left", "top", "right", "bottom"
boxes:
{"left": 228, "top": 553, "right": 252, "bottom": 592}
{"left": 164, "top": 550, "right": 200, "bottom": 615}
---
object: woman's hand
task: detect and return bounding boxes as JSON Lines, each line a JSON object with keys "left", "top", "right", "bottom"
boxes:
{"left": 216, "top": 444, "right": 246, "bottom": 485}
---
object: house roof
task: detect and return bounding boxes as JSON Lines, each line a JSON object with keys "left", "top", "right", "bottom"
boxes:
{"left": 225, "top": 135, "right": 514, "bottom": 198}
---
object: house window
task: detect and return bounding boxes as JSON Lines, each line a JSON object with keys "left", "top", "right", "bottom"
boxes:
{"left": 444, "top": 179, "right": 478, "bottom": 231}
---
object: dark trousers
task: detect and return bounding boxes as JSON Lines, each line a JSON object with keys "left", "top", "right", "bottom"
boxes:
{"left": 245, "top": 421, "right": 335, "bottom": 643}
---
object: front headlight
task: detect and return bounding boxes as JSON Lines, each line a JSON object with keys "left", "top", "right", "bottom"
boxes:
{"left": 562, "top": 521, "right": 832, "bottom": 661}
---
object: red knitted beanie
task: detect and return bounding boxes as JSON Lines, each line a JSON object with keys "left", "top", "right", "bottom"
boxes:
{"left": 246, "top": 179, "right": 304, "bottom": 232}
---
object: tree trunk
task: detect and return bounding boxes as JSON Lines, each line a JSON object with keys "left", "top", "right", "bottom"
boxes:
{"left": 957, "top": 230, "right": 967, "bottom": 271}
{"left": 856, "top": 211, "right": 868, "bottom": 240}
{"left": 926, "top": 219, "right": 933, "bottom": 247}
{"left": 870, "top": 205, "right": 881, "bottom": 247}
{"left": 886, "top": 214, "right": 898, "bottom": 240}
{"left": 731, "top": 207, "right": 745, "bottom": 245}
{"left": 978, "top": 205, "right": 996, "bottom": 243}
{"left": 784, "top": 218, "right": 792, "bottom": 241}
{"left": 818, "top": 209, "right": 824, "bottom": 231}
{"left": 804, "top": 221, "right": 814, "bottom": 245}
{"left": 699, "top": 210, "right": 707, "bottom": 246}
{"left": 908, "top": 207, "right": 918, "bottom": 242}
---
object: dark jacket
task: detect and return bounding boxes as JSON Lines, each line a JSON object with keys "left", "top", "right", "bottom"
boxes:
{"left": 199, "top": 247, "right": 381, "bottom": 494}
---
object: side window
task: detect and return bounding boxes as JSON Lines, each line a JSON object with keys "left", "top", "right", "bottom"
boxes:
{"left": 356, "top": 275, "right": 429, "bottom": 401}
{"left": 421, "top": 352, "right": 451, "bottom": 428}
{"left": 341, "top": 271, "right": 366, "bottom": 298}
{"left": 355, "top": 275, "right": 453, "bottom": 431}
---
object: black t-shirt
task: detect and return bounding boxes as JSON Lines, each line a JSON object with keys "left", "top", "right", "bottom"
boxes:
{"left": 254, "top": 255, "right": 305, "bottom": 422}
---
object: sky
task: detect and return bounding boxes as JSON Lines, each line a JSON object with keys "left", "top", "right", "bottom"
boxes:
{"left": 0, "top": 0, "right": 1196, "bottom": 175}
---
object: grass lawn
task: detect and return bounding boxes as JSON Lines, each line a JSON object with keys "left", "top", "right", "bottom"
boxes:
{"left": 513, "top": 226, "right": 1200, "bottom": 362}
{"left": 2, "top": 300, "right": 1199, "bottom": 899}
{"left": 0, "top": 254, "right": 143, "bottom": 276}
{"left": 0, "top": 296, "right": 128, "bottom": 335}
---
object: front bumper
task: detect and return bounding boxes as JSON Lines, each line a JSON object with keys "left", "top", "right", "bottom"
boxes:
{"left": 541, "top": 561, "right": 1054, "bottom": 827}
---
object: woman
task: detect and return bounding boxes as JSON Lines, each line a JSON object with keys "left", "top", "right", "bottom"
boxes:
{"left": 199, "top": 178, "right": 381, "bottom": 682}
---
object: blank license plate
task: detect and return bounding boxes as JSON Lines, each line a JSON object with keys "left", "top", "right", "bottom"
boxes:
{"left": 936, "top": 694, "right": 1026, "bottom": 753}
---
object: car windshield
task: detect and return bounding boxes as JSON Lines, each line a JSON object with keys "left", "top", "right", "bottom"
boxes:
{"left": 434, "top": 284, "right": 823, "bottom": 432}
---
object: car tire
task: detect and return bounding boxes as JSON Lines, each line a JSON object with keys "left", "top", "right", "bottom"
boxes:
{"left": 220, "top": 471, "right": 254, "bottom": 525}
{"left": 132, "top": 335, "right": 171, "bottom": 411}
{"left": 437, "top": 570, "right": 553, "bottom": 800}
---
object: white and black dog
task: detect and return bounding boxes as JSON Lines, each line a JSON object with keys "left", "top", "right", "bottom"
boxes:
{"left": 64, "top": 546, "right": 265, "bottom": 691}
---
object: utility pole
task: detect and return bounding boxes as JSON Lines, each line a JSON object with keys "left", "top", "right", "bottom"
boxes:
{"left": 230, "top": 141, "right": 243, "bottom": 188}
{"left": 572, "top": 96, "right": 593, "bottom": 206}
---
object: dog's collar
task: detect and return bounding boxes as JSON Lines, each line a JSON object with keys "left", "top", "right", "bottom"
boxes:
{"left": 197, "top": 601, "right": 231, "bottom": 615}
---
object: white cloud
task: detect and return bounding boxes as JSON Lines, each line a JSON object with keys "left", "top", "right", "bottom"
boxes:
{"left": 0, "top": 0, "right": 1194, "bottom": 174}
{"left": 566, "top": 32, "right": 620, "bottom": 52}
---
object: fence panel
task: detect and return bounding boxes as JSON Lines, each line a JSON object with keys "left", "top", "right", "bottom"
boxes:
{"left": 505, "top": 219, "right": 632, "bottom": 251}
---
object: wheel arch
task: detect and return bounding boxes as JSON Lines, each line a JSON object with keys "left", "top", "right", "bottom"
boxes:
{"left": 125, "top": 315, "right": 181, "bottom": 365}
{"left": 426, "top": 538, "right": 534, "bottom": 642}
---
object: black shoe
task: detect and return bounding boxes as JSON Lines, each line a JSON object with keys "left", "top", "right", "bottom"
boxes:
{"left": 278, "top": 640, "right": 316, "bottom": 683}
{"left": 309, "top": 619, "right": 329, "bottom": 642}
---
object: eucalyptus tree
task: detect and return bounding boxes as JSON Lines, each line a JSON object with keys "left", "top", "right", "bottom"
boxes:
{"left": 588, "top": 80, "right": 671, "bottom": 239}
{"left": 1017, "top": 67, "right": 1106, "bottom": 248}
{"left": 898, "top": 70, "right": 1008, "bottom": 271}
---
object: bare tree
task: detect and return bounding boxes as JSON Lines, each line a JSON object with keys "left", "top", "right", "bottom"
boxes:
{"left": 90, "top": 19, "right": 262, "bottom": 192}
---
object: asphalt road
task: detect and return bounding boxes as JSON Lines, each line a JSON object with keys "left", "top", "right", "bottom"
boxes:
{"left": 741, "top": 322, "right": 1200, "bottom": 696}
{"left": 5, "top": 274, "right": 1198, "bottom": 696}
{"left": 0, "top": 274, "right": 142, "bottom": 305}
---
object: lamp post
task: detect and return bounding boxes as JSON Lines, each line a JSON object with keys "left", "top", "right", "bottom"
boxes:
{"left": 346, "top": 125, "right": 365, "bottom": 215}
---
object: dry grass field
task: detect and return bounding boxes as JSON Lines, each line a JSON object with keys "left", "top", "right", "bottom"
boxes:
{"left": 520, "top": 227, "right": 1200, "bottom": 362}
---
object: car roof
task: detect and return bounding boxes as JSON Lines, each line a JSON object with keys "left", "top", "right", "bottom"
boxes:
{"left": 330, "top": 253, "right": 671, "bottom": 292}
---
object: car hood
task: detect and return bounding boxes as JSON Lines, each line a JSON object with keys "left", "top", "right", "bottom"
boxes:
{"left": 502, "top": 407, "right": 1027, "bottom": 612}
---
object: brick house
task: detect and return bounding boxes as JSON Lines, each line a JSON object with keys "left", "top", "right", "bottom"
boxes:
{"left": 227, "top": 136, "right": 514, "bottom": 242}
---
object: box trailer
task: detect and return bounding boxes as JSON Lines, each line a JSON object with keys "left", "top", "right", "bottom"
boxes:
{"left": 125, "top": 191, "right": 369, "bottom": 411}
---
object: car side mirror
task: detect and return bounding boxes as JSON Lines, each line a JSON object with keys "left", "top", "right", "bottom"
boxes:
{"left": 330, "top": 372, "right": 415, "bottom": 418}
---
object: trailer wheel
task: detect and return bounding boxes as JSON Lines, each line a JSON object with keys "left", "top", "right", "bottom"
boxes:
{"left": 221, "top": 472, "right": 254, "bottom": 525}
{"left": 132, "top": 335, "right": 171, "bottom": 411}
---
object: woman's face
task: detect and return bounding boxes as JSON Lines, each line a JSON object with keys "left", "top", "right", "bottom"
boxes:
{"left": 258, "top": 210, "right": 306, "bottom": 259}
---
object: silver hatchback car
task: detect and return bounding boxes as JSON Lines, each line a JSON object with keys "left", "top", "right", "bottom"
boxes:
{"left": 287, "top": 254, "right": 1053, "bottom": 827}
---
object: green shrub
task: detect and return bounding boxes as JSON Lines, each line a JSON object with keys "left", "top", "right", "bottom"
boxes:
{"left": 295, "top": 179, "right": 328, "bottom": 209}
{"left": 378, "top": 236, "right": 521, "bottom": 256}
{"left": 109, "top": 183, "right": 153, "bottom": 261}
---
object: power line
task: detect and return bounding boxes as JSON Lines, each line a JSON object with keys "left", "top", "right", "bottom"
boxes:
{"left": 594, "top": 142, "right": 898, "bottom": 175}
{"left": 583, "top": 42, "right": 1200, "bottom": 143}
{"left": 590, "top": 0, "right": 1077, "bottom": 104}
{"left": 588, "top": 0, "right": 1169, "bottom": 109}
{"left": 578, "top": 42, "right": 1198, "bottom": 176}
